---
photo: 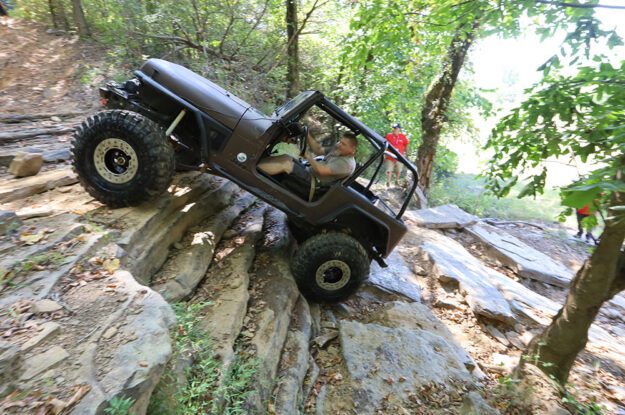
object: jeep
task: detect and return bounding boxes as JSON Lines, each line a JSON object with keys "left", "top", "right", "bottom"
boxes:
{"left": 72, "top": 59, "right": 418, "bottom": 302}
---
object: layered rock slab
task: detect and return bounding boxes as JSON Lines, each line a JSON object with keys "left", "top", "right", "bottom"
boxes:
{"left": 152, "top": 193, "right": 256, "bottom": 302}
{"left": 467, "top": 222, "right": 573, "bottom": 287}
{"left": 195, "top": 204, "right": 266, "bottom": 372}
{"left": 0, "top": 168, "right": 77, "bottom": 203}
{"left": 404, "top": 204, "right": 478, "bottom": 229}
{"left": 272, "top": 296, "right": 312, "bottom": 414}
{"left": 368, "top": 251, "right": 421, "bottom": 302}
{"left": 244, "top": 210, "right": 300, "bottom": 412}
{"left": 0, "top": 173, "right": 254, "bottom": 414}
{"left": 106, "top": 174, "right": 239, "bottom": 285}
{"left": 409, "top": 228, "right": 515, "bottom": 323}
{"left": 405, "top": 228, "right": 624, "bottom": 369}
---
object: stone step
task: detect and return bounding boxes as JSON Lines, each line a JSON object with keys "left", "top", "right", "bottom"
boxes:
{"left": 123, "top": 179, "right": 240, "bottom": 285}
{"left": 0, "top": 168, "right": 77, "bottom": 203}
{"left": 241, "top": 209, "right": 300, "bottom": 412}
{"left": 272, "top": 296, "right": 312, "bottom": 414}
{"left": 152, "top": 193, "right": 256, "bottom": 302}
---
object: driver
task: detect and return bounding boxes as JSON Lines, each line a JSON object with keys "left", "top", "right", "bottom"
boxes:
{"left": 258, "top": 130, "right": 357, "bottom": 196}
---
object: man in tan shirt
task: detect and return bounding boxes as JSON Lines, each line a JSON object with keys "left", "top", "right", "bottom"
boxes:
{"left": 258, "top": 131, "right": 357, "bottom": 188}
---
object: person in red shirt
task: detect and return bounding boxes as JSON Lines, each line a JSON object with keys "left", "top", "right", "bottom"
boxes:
{"left": 385, "top": 123, "right": 409, "bottom": 187}
{"left": 575, "top": 204, "right": 597, "bottom": 244}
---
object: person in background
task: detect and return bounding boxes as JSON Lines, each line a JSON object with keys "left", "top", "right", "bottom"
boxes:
{"left": 575, "top": 204, "right": 598, "bottom": 244}
{"left": 385, "top": 123, "right": 409, "bottom": 187}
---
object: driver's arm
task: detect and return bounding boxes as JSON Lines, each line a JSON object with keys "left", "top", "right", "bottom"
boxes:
{"left": 306, "top": 154, "right": 333, "bottom": 177}
{"left": 306, "top": 131, "right": 325, "bottom": 156}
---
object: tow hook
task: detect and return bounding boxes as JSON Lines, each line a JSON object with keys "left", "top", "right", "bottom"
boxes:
{"left": 373, "top": 255, "right": 387, "bottom": 268}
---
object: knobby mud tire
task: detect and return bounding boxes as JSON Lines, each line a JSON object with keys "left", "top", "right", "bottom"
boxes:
{"left": 71, "top": 110, "right": 174, "bottom": 208}
{"left": 291, "top": 232, "right": 370, "bottom": 303}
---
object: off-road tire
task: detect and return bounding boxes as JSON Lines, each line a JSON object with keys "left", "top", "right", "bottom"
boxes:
{"left": 71, "top": 110, "right": 174, "bottom": 208}
{"left": 292, "top": 232, "right": 370, "bottom": 303}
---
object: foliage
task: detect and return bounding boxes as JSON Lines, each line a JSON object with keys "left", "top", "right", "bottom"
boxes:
{"left": 429, "top": 174, "right": 561, "bottom": 222}
{"left": 216, "top": 356, "right": 259, "bottom": 415}
{"left": 561, "top": 389, "right": 605, "bottom": 415}
{"left": 104, "top": 396, "right": 135, "bottom": 415}
{"left": 148, "top": 302, "right": 258, "bottom": 415}
{"left": 485, "top": 59, "right": 625, "bottom": 213}
{"left": 432, "top": 146, "right": 458, "bottom": 180}
{"left": 335, "top": 0, "right": 492, "bottom": 149}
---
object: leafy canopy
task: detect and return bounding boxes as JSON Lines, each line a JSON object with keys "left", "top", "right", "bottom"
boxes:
{"left": 485, "top": 58, "right": 625, "bottom": 211}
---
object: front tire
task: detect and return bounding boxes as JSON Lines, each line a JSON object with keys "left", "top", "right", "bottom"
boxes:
{"left": 71, "top": 110, "right": 174, "bottom": 208}
{"left": 291, "top": 232, "right": 370, "bottom": 303}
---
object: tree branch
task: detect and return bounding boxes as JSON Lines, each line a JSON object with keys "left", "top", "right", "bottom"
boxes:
{"left": 535, "top": 0, "right": 625, "bottom": 10}
{"left": 230, "top": 0, "right": 271, "bottom": 59}
{"left": 134, "top": 32, "right": 235, "bottom": 61}
{"left": 257, "top": 0, "right": 329, "bottom": 69}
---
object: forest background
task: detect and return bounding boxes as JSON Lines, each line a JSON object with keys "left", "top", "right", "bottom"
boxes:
{"left": 6, "top": 0, "right": 625, "bottom": 391}
{"left": 10, "top": 0, "right": 625, "bottom": 224}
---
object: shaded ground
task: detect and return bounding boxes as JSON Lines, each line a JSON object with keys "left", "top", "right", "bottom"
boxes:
{"left": 0, "top": 18, "right": 106, "bottom": 114}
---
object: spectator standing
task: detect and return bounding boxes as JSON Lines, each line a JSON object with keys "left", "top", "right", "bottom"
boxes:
{"left": 575, "top": 204, "right": 598, "bottom": 244}
{"left": 385, "top": 123, "right": 409, "bottom": 187}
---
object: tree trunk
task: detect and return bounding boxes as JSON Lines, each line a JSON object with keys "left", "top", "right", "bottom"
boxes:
{"left": 520, "top": 165, "right": 625, "bottom": 384}
{"left": 285, "top": 0, "right": 299, "bottom": 99}
{"left": 416, "top": 21, "right": 477, "bottom": 191}
{"left": 71, "top": 0, "right": 91, "bottom": 37}
{"left": 48, "top": 0, "right": 70, "bottom": 31}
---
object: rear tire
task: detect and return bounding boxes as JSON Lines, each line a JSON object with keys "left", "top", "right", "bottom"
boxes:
{"left": 71, "top": 110, "right": 174, "bottom": 208}
{"left": 291, "top": 232, "right": 370, "bottom": 303}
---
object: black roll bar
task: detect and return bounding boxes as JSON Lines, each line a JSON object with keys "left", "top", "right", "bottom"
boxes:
{"left": 134, "top": 70, "right": 223, "bottom": 165}
{"left": 318, "top": 97, "right": 419, "bottom": 219}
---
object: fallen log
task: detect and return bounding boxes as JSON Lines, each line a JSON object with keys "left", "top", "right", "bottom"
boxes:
{"left": 0, "top": 126, "right": 76, "bottom": 143}
{"left": 0, "top": 112, "right": 85, "bottom": 124}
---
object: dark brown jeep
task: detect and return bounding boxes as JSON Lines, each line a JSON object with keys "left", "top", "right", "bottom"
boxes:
{"left": 72, "top": 59, "right": 418, "bottom": 302}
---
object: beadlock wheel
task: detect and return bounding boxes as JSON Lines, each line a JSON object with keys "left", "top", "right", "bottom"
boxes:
{"left": 93, "top": 138, "right": 139, "bottom": 184}
{"left": 315, "top": 260, "right": 351, "bottom": 291}
{"left": 71, "top": 110, "right": 174, "bottom": 208}
{"left": 292, "top": 232, "right": 370, "bottom": 303}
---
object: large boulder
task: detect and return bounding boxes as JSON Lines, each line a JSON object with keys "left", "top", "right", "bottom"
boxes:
{"left": 373, "top": 301, "right": 477, "bottom": 372}
{"left": 339, "top": 320, "right": 473, "bottom": 414}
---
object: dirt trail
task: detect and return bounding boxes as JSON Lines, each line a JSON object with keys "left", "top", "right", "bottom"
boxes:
{"left": 0, "top": 17, "right": 104, "bottom": 114}
{"left": 0, "top": 17, "right": 112, "bottom": 175}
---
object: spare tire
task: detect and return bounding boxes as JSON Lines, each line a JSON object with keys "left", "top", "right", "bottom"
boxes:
{"left": 71, "top": 110, "right": 174, "bottom": 208}
{"left": 291, "top": 232, "right": 370, "bottom": 302}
